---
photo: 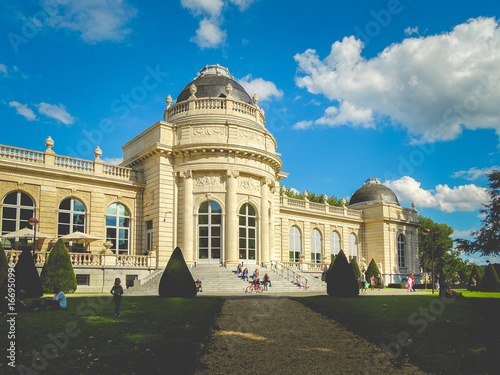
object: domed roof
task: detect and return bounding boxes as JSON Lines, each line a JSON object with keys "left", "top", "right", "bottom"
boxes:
{"left": 176, "top": 65, "right": 253, "bottom": 104}
{"left": 349, "top": 178, "right": 400, "bottom": 207}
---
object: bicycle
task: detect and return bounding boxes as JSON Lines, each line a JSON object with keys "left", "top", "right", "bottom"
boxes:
{"left": 245, "top": 283, "right": 263, "bottom": 293}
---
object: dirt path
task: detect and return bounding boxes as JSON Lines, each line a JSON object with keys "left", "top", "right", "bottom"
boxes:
{"left": 194, "top": 297, "right": 427, "bottom": 375}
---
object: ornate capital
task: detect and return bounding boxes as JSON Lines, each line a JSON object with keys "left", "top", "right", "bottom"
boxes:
{"left": 226, "top": 169, "right": 239, "bottom": 179}
{"left": 178, "top": 170, "right": 192, "bottom": 179}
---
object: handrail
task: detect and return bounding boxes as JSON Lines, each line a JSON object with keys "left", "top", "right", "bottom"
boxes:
{"left": 270, "top": 260, "right": 308, "bottom": 286}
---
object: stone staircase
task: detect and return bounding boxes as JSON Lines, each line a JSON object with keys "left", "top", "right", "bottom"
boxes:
{"left": 126, "top": 264, "right": 326, "bottom": 295}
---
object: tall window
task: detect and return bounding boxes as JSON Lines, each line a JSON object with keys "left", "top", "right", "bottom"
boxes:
{"left": 106, "top": 203, "right": 130, "bottom": 254}
{"left": 146, "top": 220, "right": 153, "bottom": 253}
{"left": 289, "top": 226, "right": 301, "bottom": 262}
{"left": 198, "top": 201, "right": 222, "bottom": 262}
{"left": 1, "top": 191, "right": 35, "bottom": 249}
{"left": 311, "top": 228, "right": 321, "bottom": 264}
{"left": 331, "top": 231, "right": 340, "bottom": 261}
{"left": 239, "top": 203, "right": 256, "bottom": 261}
{"left": 58, "top": 198, "right": 86, "bottom": 236}
{"left": 398, "top": 234, "right": 406, "bottom": 268}
{"left": 349, "top": 233, "right": 358, "bottom": 261}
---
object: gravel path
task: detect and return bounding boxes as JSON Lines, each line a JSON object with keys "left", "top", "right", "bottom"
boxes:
{"left": 195, "top": 297, "right": 427, "bottom": 375}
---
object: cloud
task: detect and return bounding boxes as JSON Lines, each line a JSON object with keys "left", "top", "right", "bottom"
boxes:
{"left": 42, "top": 0, "right": 137, "bottom": 43}
{"left": 181, "top": 0, "right": 224, "bottom": 17}
{"left": 315, "top": 102, "right": 374, "bottom": 127}
{"left": 190, "top": 18, "right": 226, "bottom": 48}
{"left": 292, "top": 120, "right": 314, "bottom": 130}
{"left": 451, "top": 166, "right": 500, "bottom": 181}
{"left": 404, "top": 26, "right": 419, "bottom": 36}
{"left": 451, "top": 228, "right": 475, "bottom": 238}
{"left": 0, "top": 64, "right": 28, "bottom": 78}
{"left": 8, "top": 101, "right": 37, "bottom": 121}
{"left": 102, "top": 157, "right": 123, "bottom": 165}
{"left": 294, "top": 17, "right": 500, "bottom": 142}
{"left": 36, "top": 102, "right": 74, "bottom": 125}
{"left": 230, "top": 0, "right": 257, "bottom": 11}
{"left": 384, "top": 176, "right": 489, "bottom": 213}
{"left": 237, "top": 75, "right": 283, "bottom": 101}
{"left": 0, "top": 64, "right": 7, "bottom": 76}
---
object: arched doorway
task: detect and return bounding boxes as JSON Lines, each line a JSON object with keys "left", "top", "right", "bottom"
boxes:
{"left": 198, "top": 201, "right": 222, "bottom": 264}
{"left": 238, "top": 203, "right": 257, "bottom": 265}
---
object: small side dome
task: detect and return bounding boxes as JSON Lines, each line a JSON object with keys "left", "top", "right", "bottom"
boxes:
{"left": 176, "top": 64, "right": 253, "bottom": 104}
{"left": 349, "top": 178, "right": 400, "bottom": 208}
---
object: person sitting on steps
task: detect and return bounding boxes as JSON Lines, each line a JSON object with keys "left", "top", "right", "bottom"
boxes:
{"left": 195, "top": 278, "right": 203, "bottom": 292}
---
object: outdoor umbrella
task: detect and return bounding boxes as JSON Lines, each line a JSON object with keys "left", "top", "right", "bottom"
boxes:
{"left": 60, "top": 230, "right": 103, "bottom": 244}
{"left": 0, "top": 227, "right": 52, "bottom": 239}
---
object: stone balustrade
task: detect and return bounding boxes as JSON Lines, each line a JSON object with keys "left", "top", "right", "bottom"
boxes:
{"left": 280, "top": 196, "right": 362, "bottom": 220}
{"left": 0, "top": 143, "right": 139, "bottom": 182}
{"left": 166, "top": 97, "right": 266, "bottom": 126}
{"left": 282, "top": 261, "right": 325, "bottom": 272}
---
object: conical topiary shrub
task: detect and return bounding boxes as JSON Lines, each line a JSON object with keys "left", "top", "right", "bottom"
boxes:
{"left": 159, "top": 247, "right": 197, "bottom": 297}
{"left": 14, "top": 249, "right": 43, "bottom": 298}
{"left": 40, "top": 238, "right": 77, "bottom": 293}
{"left": 479, "top": 264, "right": 500, "bottom": 292}
{"left": 0, "top": 242, "right": 8, "bottom": 287}
{"left": 326, "top": 249, "right": 359, "bottom": 297}
{"left": 468, "top": 264, "right": 481, "bottom": 288}
{"left": 350, "top": 256, "right": 361, "bottom": 285}
{"left": 366, "top": 259, "right": 383, "bottom": 288}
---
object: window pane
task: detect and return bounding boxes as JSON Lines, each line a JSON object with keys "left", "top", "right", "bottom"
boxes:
{"left": 119, "top": 217, "right": 130, "bottom": 227}
{"left": 74, "top": 225, "right": 84, "bottom": 233}
{"left": 106, "top": 228, "right": 116, "bottom": 239}
{"left": 239, "top": 215, "right": 246, "bottom": 226}
{"left": 248, "top": 217, "right": 255, "bottom": 227}
{"left": 239, "top": 205, "right": 246, "bottom": 214}
{"left": 58, "top": 224, "right": 70, "bottom": 236}
{"left": 210, "top": 201, "right": 221, "bottom": 213}
{"left": 199, "top": 249, "right": 208, "bottom": 259}
{"left": 20, "top": 193, "right": 34, "bottom": 207}
{"left": 106, "top": 204, "right": 117, "bottom": 215}
{"left": 211, "top": 215, "right": 221, "bottom": 224}
{"left": 73, "top": 214, "right": 85, "bottom": 226}
{"left": 59, "top": 198, "right": 71, "bottom": 210}
{"left": 249, "top": 250, "right": 255, "bottom": 260}
{"left": 211, "top": 249, "right": 220, "bottom": 259}
{"left": 239, "top": 239, "right": 246, "bottom": 248}
{"left": 119, "top": 229, "right": 128, "bottom": 239}
{"left": 198, "top": 215, "right": 208, "bottom": 224}
{"left": 73, "top": 199, "right": 85, "bottom": 212}
{"left": 211, "top": 226, "right": 220, "bottom": 237}
{"left": 199, "top": 238, "right": 208, "bottom": 248}
{"left": 249, "top": 228, "right": 255, "bottom": 238}
{"left": 3, "top": 207, "right": 16, "bottom": 219}
{"left": 2, "top": 220, "right": 16, "bottom": 232}
{"left": 211, "top": 238, "right": 220, "bottom": 248}
{"left": 199, "top": 227, "right": 208, "bottom": 237}
{"left": 239, "top": 228, "right": 246, "bottom": 237}
{"left": 20, "top": 209, "right": 34, "bottom": 221}
{"left": 3, "top": 192, "right": 17, "bottom": 205}
{"left": 249, "top": 239, "right": 255, "bottom": 249}
{"left": 247, "top": 204, "right": 255, "bottom": 216}
{"left": 199, "top": 201, "right": 209, "bottom": 213}
{"left": 106, "top": 216, "right": 116, "bottom": 226}
{"left": 118, "top": 239, "right": 128, "bottom": 250}
{"left": 146, "top": 220, "right": 153, "bottom": 230}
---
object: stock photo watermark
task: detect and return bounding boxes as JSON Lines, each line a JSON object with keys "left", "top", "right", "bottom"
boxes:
{"left": 5, "top": 263, "right": 17, "bottom": 368}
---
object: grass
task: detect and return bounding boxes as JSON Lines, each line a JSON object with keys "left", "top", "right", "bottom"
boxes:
{"left": 292, "top": 294, "right": 500, "bottom": 374}
{"left": 1, "top": 296, "right": 223, "bottom": 375}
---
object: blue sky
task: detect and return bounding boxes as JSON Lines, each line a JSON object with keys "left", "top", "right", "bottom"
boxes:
{"left": 1, "top": 0, "right": 499, "bottom": 264}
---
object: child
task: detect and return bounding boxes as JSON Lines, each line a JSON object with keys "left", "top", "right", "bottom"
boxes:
{"left": 110, "top": 278, "right": 123, "bottom": 316}
{"left": 195, "top": 278, "right": 203, "bottom": 292}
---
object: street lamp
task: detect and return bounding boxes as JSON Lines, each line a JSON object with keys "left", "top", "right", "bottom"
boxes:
{"left": 28, "top": 217, "right": 39, "bottom": 258}
{"left": 423, "top": 228, "right": 435, "bottom": 294}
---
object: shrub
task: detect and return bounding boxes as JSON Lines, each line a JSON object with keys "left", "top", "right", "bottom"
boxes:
{"left": 468, "top": 264, "right": 481, "bottom": 288}
{"left": 349, "top": 257, "right": 361, "bottom": 285}
{"left": 159, "top": 247, "right": 197, "bottom": 297}
{"left": 0, "top": 242, "right": 8, "bottom": 287}
{"left": 479, "top": 264, "right": 500, "bottom": 292}
{"left": 14, "top": 249, "right": 43, "bottom": 298}
{"left": 40, "top": 238, "right": 77, "bottom": 293}
{"left": 366, "top": 258, "right": 384, "bottom": 288}
{"left": 326, "top": 249, "right": 359, "bottom": 297}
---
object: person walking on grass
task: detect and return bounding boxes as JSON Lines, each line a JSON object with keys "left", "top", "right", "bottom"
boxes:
{"left": 110, "top": 278, "right": 124, "bottom": 316}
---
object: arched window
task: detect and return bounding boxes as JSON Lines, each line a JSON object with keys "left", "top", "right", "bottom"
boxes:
{"left": 1, "top": 191, "right": 35, "bottom": 249}
{"left": 331, "top": 231, "right": 340, "bottom": 261}
{"left": 398, "top": 234, "right": 406, "bottom": 268}
{"left": 106, "top": 203, "right": 130, "bottom": 254}
{"left": 198, "top": 201, "right": 222, "bottom": 263}
{"left": 58, "top": 198, "right": 86, "bottom": 236}
{"left": 289, "top": 226, "right": 301, "bottom": 262}
{"left": 311, "top": 228, "right": 321, "bottom": 264}
{"left": 239, "top": 203, "right": 256, "bottom": 262}
{"left": 349, "top": 233, "right": 358, "bottom": 260}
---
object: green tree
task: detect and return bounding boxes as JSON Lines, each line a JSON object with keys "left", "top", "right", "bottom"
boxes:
{"left": 326, "top": 250, "right": 359, "bottom": 297}
{"left": 366, "top": 259, "right": 383, "bottom": 287}
{"left": 350, "top": 256, "right": 361, "bottom": 280}
{"left": 468, "top": 264, "right": 482, "bottom": 288}
{"left": 441, "top": 249, "right": 470, "bottom": 284}
{"left": 40, "top": 239, "right": 77, "bottom": 293}
{"left": 418, "top": 215, "right": 454, "bottom": 282}
{"left": 479, "top": 264, "right": 500, "bottom": 292}
{"left": 159, "top": 247, "right": 197, "bottom": 297}
{"left": 14, "top": 249, "right": 43, "bottom": 298}
{"left": 456, "top": 170, "right": 500, "bottom": 256}
{"left": 0, "top": 242, "right": 8, "bottom": 287}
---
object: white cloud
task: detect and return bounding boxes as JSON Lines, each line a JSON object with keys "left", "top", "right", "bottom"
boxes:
{"left": 36, "top": 102, "right": 75, "bottom": 125}
{"left": 404, "top": 26, "right": 419, "bottom": 36}
{"left": 230, "top": 0, "right": 256, "bottom": 11}
{"left": 43, "top": 0, "right": 137, "bottom": 43}
{"left": 384, "top": 176, "right": 489, "bottom": 213}
{"left": 294, "top": 17, "right": 500, "bottom": 142}
{"left": 102, "top": 157, "right": 123, "bottom": 165}
{"left": 181, "top": 0, "right": 224, "bottom": 17}
{"left": 292, "top": 120, "right": 314, "bottom": 130}
{"left": 315, "top": 102, "right": 374, "bottom": 128}
{"left": 8, "top": 101, "right": 37, "bottom": 121}
{"left": 451, "top": 228, "right": 475, "bottom": 238}
{"left": 190, "top": 18, "right": 226, "bottom": 48}
{"left": 237, "top": 74, "right": 283, "bottom": 101}
{"left": 452, "top": 166, "right": 499, "bottom": 181}
{"left": 0, "top": 64, "right": 7, "bottom": 76}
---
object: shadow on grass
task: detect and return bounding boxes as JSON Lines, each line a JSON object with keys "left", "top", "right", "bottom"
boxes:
{"left": 1, "top": 296, "right": 223, "bottom": 375}
{"left": 292, "top": 295, "right": 500, "bottom": 375}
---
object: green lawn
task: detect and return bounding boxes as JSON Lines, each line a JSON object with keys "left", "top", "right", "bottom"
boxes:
{"left": 1, "top": 296, "right": 223, "bottom": 375}
{"left": 293, "top": 294, "right": 500, "bottom": 375}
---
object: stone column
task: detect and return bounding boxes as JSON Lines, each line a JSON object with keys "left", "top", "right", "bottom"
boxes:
{"left": 180, "top": 170, "right": 194, "bottom": 266}
{"left": 260, "top": 178, "right": 270, "bottom": 267}
{"left": 225, "top": 170, "right": 239, "bottom": 266}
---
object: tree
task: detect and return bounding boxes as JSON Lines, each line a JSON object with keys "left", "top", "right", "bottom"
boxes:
{"left": 159, "top": 247, "right": 197, "bottom": 297}
{"left": 326, "top": 250, "right": 359, "bottom": 297}
{"left": 366, "top": 259, "right": 383, "bottom": 287}
{"left": 350, "top": 256, "right": 361, "bottom": 282}
{"left": 0, "top": 242, "right": 8, "bottom": 287}
{"left": 456, "top": 170, "right": 500, "bottom": 256}
{"left": 479, "top": 264, "right": 500, "bottom": 292}
{"left": 418, "top": 216, "right": 454, "bottom": 281}
{"left": 40, "top": 239, "right": 77, "bottom": 293}
{"left": 441, "top": 249, "right": 470, "bottom": 284}
{"left": 14, "top": 249, "right": 43, "bottom": 298}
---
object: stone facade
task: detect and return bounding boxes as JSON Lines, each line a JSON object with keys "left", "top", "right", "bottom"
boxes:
{"left": 0, "top": 65, "right": 420, "bottom": 290}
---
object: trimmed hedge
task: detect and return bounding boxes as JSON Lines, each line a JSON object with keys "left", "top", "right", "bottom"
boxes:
{"left": 159, "top": 247, "right": 197, "bottom": 298}
{"left": 40, "top": 238, "right": 77, "bottom": 293}
{"left": 366, "top": 258, "right": 384, "bottom": 288}
{"left": 479, "top": 264, "right": 500, "bottom": 292}
{"left": 14, "top": 249, "right": 43, "bottom": 298}
{"left": 326, "top": 249, "right": 359, "bottom": 297}
{"left": 0, "top": 242, "right": 8, "bottom": 287}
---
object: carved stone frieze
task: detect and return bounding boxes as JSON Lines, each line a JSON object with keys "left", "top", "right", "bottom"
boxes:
{"left": 226, "top": 170, "right": 239, "bottom": 179}
{"left": 239, "top": 129, "right": 263, "bottom": 144}
{"left": 239, "top": 176, "right": 260, "bottom": 191}
{"left": 194, "top": 174, "right": 224, "bottom": 188}
{"left": 192, "top": 127, "right": 226, "bottom": 136}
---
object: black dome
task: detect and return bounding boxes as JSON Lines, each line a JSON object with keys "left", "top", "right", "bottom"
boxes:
{"left": 176, "top": 65, "right": 252, "bottom": 104}
{"left": 350, "top": 178, "right": 400, "bottom": 207}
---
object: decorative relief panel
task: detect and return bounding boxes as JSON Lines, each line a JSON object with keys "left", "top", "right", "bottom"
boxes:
{"left": 239, "top": 129, "right": 263, "bottom": 145}
{"left": 194, "top": 174, "right": 224, "bottom": 188}
{"left": 238, "top": 176, "right": 260, "bottom": 191}
{"left": 192, "top": 127, "right": 225, "bottom": 136}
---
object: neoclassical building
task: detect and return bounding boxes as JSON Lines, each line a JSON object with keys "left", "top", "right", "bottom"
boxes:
{"left": 0, "top": 65, "right": 419, "bottom": 291}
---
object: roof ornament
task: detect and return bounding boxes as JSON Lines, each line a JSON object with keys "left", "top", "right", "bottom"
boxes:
{"left": 252, "top": 94, "right": 259, "bottom": 108}
{"left": 166, "top": 95, "right": 173, "bottom": 108}
{"left": 45, "top": 136, "right": 54, "bottom": 151}
{"left": 189, "top": 83, "right": 197, "bottom": 99}
{"left": 226, "top": 83, "right": 233, "bottom": 98}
